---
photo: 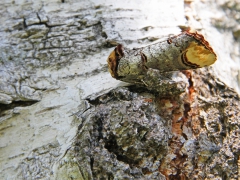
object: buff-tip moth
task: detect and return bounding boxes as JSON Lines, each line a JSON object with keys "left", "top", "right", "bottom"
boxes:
{"left": 107, "top": 30, "right": 217, "bottom": 95}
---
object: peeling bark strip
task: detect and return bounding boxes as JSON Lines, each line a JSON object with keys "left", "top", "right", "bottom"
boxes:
{"left": 107, "top": 30, "right": 217, "bottom": 83}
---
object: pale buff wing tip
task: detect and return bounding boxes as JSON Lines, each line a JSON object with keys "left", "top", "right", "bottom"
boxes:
{"left": 184, "top": 30, "right": 217, "bottom": 67}
{"left": 184, "top": 41, "right": 217, "bottom": 68}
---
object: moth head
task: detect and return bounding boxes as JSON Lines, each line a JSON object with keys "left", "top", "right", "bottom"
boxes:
{"left": 107, "top": 44, "right": 124, "bottom": 78}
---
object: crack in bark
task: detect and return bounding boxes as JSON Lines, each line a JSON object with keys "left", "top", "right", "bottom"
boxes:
{"left": 0, "top": 100, "right": 38, "bottom": 116}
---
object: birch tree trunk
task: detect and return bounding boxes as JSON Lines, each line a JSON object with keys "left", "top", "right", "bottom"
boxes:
{"left": 0, "top": 0, "right": 240, "bottom": 179}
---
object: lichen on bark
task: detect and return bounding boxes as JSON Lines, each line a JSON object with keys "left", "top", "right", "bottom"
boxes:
{"left": 0, "top": 0, "right": 240, "bottom": 179}
{"left": 72, "top": 69, "right": 240, "bottom": 179}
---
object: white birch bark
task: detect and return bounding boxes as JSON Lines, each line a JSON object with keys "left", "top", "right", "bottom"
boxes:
{"left": 0, "top": 0, "right": 239, "bottom": 179}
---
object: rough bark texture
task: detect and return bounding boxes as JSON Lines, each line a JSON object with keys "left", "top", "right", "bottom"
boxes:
{"left": 0, "top": 0, "right": 240, "bottom": 180}
{"left": 68, "top": 69, "right": 240, "bottom": 180}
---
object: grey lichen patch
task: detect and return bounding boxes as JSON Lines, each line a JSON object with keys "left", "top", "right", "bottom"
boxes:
{"left": 27, "top": 25, "right": 49, "bottom": 39}
{"left": 74, "top": 87, "right": 171, "bottom": 179}
{"left": 17, "top": 141, "right": 61, "bottom": 180}
{"left": 72, "top": 69, "right": 240, "bottom": 179}
{"left": 191, "top": 69, "right": 240, "bottom": 179}
{"left": 56, "top": 160, "right": 86, "bottom": 180}
{"left": 0, "top": 6, "right": 111, "bottom": 73}
{"left": 0, "top": 4, "right": 145, "bottom": 111}
{"left": 0, "top": 9, "right": 100, "bottom": 106}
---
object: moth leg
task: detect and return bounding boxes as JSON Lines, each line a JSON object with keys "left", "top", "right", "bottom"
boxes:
{"left": 141, "top": 68, "right": 187, "bottom": 96}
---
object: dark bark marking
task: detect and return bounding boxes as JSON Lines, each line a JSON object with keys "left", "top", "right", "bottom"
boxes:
{"left": 90, "top": 157, "right": 94, "bottom": 171}
{"left": 0, "top": 100, "right": 38, "bottom": 116}
{"left": 23, "top": 18, "right": 27, "bottom": 29}
{"left": 104, "top": 133, "right": 140, "bottom": 167}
